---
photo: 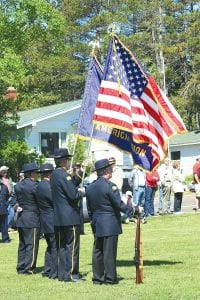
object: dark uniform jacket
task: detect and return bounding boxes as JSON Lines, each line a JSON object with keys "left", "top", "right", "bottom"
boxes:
{"left": 15, "top": 178, "right": 40, "bottom": 228}
{"left": 50, "top": 167, "right": 82, "bottom": 226}
{"left": 35, "top": 180, "right": 54, "bottom": 234}
{"left": 86, "top": 177, "right": 128, "bottom": 237}
{"left": 0, "top": 183, "right": 9, "bottom": 215}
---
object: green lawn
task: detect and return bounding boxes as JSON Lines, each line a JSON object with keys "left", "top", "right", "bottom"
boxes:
{"left": 1, "top": 213, "right": 200, "bottom": 300}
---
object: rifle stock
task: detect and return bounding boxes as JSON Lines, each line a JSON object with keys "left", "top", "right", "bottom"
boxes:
{"left": 135, "top": 217, "right": 144, "bottom": 284}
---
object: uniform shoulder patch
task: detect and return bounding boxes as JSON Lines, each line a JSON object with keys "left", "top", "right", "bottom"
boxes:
{"left": 66, "top": 176, "right": 71, "bottom": 181}
{"left": 112, "top": 185, "right": 117, "bottom": 191}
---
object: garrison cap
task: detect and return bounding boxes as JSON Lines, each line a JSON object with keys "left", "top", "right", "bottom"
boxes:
{"left": 53, "top": 148, "right": 73, "bottom": 159}
{"left": 95, "top": 159, "right": 114, "bottom": 171}
{"left": 39, "top": 163, "right": 54, "bottom": 173}
{"left": 22, "top": 163, "right": 39, "bottom": 173}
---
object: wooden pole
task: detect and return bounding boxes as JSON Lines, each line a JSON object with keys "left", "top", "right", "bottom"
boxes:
{"left": 135, "top": 217, "right": 144, "bottom": 284}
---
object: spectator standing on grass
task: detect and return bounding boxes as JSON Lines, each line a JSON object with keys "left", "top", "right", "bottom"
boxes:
{"left": 145, "top": 169, "right": 159, "bottom": 217}
{"left": 157, "top": 158, "right": 173, "bottom": 214}
{"left": 0, "top": 166, "right": 15, "bottom": 230}
{"left": 128, "top": 165, "right": 147, "bottom": 223}
{"left": 35, "top": 163, "right": 58, "bottom": 279}
{"left": 172, "top": 162, "right": 185, "bottom": 213}
{"left": 15, "top": 163, "right": 40, "bottom": 275}
{"left": 0, "top": 175, "right": 10, "bottom": 243}
{"left": 192, "top": 157, "right": 200, "bottom": 211}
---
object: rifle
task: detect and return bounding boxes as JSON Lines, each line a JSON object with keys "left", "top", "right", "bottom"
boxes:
{"left": 134, "top": 216, "right": 144, "bottom": 284}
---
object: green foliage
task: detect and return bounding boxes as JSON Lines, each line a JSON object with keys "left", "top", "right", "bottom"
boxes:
{"left": 185, "top": 174, "right": 194, "bottom": 185}
{"left": 0, "top": 0, "right": 199, "bottom": 129}
{"left": 67, "top": 135, "right": 86, "bottom": 164}
{"left": 0, "top": 140, "right": 45, "bottom": 181}
{"left": 0, "top": 95, "right": 19, "bottom": 146}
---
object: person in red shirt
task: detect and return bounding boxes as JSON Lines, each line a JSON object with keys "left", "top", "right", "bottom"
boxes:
{"left": 193, "top": 157, "right": 200, "bottom": 210}
{"left": 145, "top": 169, "right": 160, "bottom": 216}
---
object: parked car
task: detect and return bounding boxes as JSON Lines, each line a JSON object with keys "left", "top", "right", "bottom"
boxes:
{"left": 188, "top": 182, "right": 195, "bottom": 192}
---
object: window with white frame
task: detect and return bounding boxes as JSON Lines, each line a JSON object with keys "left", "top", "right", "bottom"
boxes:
{"left": 41, "top": 132, "right": 67, "bottom": 157}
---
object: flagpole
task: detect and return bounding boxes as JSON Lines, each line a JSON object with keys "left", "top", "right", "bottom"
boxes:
{"left": 70, "top": 132, "right": 78, "bottom": 169}
{"left": 80, "top": 124, "right": 95, "bottom": 187}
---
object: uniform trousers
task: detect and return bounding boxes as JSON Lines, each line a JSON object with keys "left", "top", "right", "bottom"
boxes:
{"left": 55, "top": 225, "right": 80, "bottom": 281}
{"left": 17, "top": 227, "right": 40, "bottom": 274}
{"left": 92, "top": 235, "right": 118, "bottom": 284}
{"left": 43, "top": 233, "right": 58, "bottom": 278}
{"left": 0, "top": 214, "right": 10, "bottom": 242}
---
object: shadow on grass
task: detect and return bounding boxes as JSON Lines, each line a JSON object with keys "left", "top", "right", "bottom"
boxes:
{"left": 117, "top": 259, "right": 183, "bottom": 267}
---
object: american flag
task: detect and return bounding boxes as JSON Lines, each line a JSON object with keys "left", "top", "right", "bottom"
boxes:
{"left": 93, "top": 34, "right": 186, "bottom": 168}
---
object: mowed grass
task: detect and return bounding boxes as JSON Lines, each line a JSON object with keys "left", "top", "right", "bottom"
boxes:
{"left": 0, "top": 213, "right": 200, "bottom": 300}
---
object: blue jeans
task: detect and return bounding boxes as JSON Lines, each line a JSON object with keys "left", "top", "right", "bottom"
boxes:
{"left": 158, "top": 184, "right": 171, "bottom": 212}
{"left": 158, "top": 186, "right": 163, "bottom": 211}
{"left": 145, "top": 187, "right": 157, "bottom": 216}
{"left": 0, "top": 214, "right": 10, "bottom": 242}
{"left": 133, "top": 186, "right": 146, "bottom": 217}
{"left": 7, "top": 204, "right": 15, "bottom": 228}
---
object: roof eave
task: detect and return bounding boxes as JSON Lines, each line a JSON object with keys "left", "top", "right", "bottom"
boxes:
{"left": 17, "top": 104, "right": 81, "bottom": 129}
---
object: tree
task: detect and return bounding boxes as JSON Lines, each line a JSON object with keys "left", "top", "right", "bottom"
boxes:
{"left": 0, "top": 140, "right": 45, "bottom": 181}
{"left": 0, "top": 0, "right": 199, "bottom": 129}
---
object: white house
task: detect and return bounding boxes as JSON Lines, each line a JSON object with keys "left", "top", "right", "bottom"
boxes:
{"left": 16, "top": 100, "right": 131, "bottom": 167}
{"left": 16, "top": 100, "right": 200, "bottom": 176}
{"left": 169, "top": 131, "right": 200, "bottom": 176}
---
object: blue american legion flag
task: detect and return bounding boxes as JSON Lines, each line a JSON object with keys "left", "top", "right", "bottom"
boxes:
{"left": 77, "top": 54, "right": 157, "bottom": 171}
{"left": 77, "top": 55, "right": 103, "bottom": 138}
{"left": 92, "top": 34, "right": 186, "bottom": 170}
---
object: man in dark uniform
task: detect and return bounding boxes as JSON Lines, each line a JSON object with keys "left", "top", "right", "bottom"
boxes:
{"left": 15, "top": 163, "right": 40, "bottom": 275}
{"left": 0, "top": 178, "right": 10, "bottom": 243}
{"left": 35, "top": 163, "right": 58, "bottom": 279}
{"left": 86, "top": 158, "right": 132, "bottom": 285}
{"left": 50, "top": 148, "right": 85, "bottom": 282}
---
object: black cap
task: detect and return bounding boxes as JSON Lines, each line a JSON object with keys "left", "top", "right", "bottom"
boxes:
{"left": 95, "top": 159, "right": 113, "bottom": 171}
{"left": 53, "top": 148, "right": 73, "bottom": 158}
{"left": 39, "top": 163, "right": 54, "bottom": 173}
{"left": 22, "top": 163, "right": 39, "bottom": 173}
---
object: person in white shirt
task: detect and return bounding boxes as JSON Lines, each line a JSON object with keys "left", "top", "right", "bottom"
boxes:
{"left": 172, "top": 162, "right": 185, "bottom": 213}
{"left": 108, "top": 157, "right": 124, "bottom": 193}
{"left": 157, "top": 158, "right": 173, "bottom": 214}
{"left": 128, "top": 165, "right": 146, "bottom": 223}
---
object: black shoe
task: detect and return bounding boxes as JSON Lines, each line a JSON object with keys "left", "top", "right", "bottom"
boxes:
{"left": 104, "top": 280, "right": 119, "bottom": 285}
{"left": 3, "top": 239, "right": 11, "bottom": 243}
{"left": 63, "top": 278, "right": 84, "bottom": 283}
{"left": 93, "top": 281, "right": 103, "bottom": 285}
{"left": 42, "top": 273, "right": 50, "bottom": 277}
{"left": 49, "top": 276, "right": 58, "bottom": 280}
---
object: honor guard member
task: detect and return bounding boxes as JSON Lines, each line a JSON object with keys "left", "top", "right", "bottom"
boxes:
{"left": 35, "top": 163, "right": 58, "bottom": 279}
{"left": 15, "top": 163, "right": 40, "bottom": 275}
{"left": 50, "top": 148, "right": 85, "bottom": 282}
{"left": 86, "top": 158, "right": 132, "bottom": 285}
